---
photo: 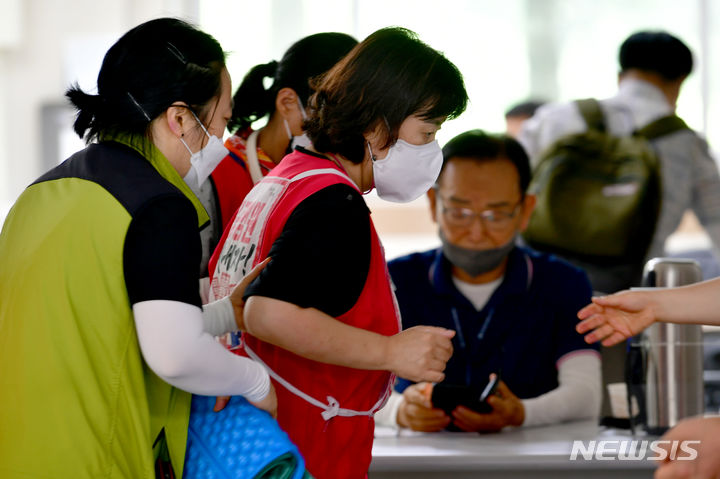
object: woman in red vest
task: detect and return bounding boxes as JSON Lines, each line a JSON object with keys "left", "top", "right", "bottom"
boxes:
{"left": 209, "top": 27, "right": 468, "bottom": 479}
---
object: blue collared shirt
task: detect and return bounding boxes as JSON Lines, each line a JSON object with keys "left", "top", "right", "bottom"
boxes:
{"left": 390, "top": 246, "right": 597, "bottom": 399}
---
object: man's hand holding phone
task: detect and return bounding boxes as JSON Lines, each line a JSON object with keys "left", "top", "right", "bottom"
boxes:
{"left": 398, "top": 374, "right": 514, "bottom": 432}
{"left": 430, "top": 374, "right": 499, "bottom": 416}
{"left": 397, "top": 382, "right": 452, "bottom": 432}
{"left": 451, "top": 375, "right": 525, "bottom": 432}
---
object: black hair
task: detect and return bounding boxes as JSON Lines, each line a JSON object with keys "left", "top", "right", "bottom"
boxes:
{"left": 305, "top": 27, "right": 468, "bottom": 164}
{"left": 227, "top": 32, "right": 358, "bottom": 133}
{"left": 619, "top": 30, "right": 693, "bottom": 81}
{"left": 66, "top": 17, "right": 226, "bottom": 143}
{"left": 439, "top": 130, "right": 531, "bottom": 196}
{"left": 505, "top": 100, "right": 545, "bottom": 119}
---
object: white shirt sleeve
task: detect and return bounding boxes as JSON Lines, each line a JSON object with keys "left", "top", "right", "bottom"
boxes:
{"left": 374, "top": 390, "right": 405, "bottom": 427}
{"left": 133, "top": 299, "right": 269, "bottom": 402}
{"left": 518, "top": 101, "right": 586, "bottom": 166}
{"left": 521, "top": 350, "right": 602, "bottom": 427}
{"left": 201, "top": 296, "right": 237, "bottom": 337}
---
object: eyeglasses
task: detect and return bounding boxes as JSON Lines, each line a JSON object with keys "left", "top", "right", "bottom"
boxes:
{"left": 437, "top": 196, "right": 522, "bottom": 231}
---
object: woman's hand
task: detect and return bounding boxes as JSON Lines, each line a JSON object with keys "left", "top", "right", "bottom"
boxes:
{"left": 576, "top": 290, "right": 658, "bottom": 346}
{"left": 228, "top": 258, "right": 271, "bottom": 331}
{"left": 213, "top": 382, "right": 278, "bottom": 418}
{"left": 385, "top": 326, "right": 455, "bottom": 383}
{"left": 654, "top": 416, "right": 720, "bottom": 479}
{"left": 243, "top": 297, "right": 454, "bottom": 378}
{"left": 213, "top": 396, "right": 231, "bottom": 412}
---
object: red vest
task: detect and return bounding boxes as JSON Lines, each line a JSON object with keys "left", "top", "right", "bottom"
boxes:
{"left": 211, "top": 130, "right": 275, "bottom": 231}
{"left": 209, "top": 150, "right": 400, "bottom": 479}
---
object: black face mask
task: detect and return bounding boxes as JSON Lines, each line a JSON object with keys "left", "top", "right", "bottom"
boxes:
{"left": 440, "top": 230, "right": 517, "bottom": 277}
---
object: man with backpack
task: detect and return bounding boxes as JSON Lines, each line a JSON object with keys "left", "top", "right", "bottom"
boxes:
{"left": 519, "top": 30, "right": 720, "bottom": 419}
{"left": 519, "top": 30, "right": 720, "bottom": 295}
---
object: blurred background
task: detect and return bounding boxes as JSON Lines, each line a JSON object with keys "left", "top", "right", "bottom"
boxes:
{"left": 2, "top": 0, "right": 720, "bottom": 412}
{"left": 1, "top": 0, "right": 719, "bottom": 260}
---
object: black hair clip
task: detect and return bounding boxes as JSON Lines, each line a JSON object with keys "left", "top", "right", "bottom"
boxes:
{"left": 127, "top": 92, "right": 151, "bottom": 122}
{"left": 166, "top": 42, "right": 187, "bottom": 65}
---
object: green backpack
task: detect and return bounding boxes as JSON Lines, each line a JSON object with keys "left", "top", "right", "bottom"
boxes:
{"left": 523, "top": 98, "right": 688, "bottom": 269}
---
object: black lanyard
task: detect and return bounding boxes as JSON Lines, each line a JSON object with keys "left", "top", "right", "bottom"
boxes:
{"left": 451, "top": 306, "right": 495, "bottom": 385}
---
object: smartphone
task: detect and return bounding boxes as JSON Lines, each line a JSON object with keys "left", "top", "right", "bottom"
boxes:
{"left": 430, "top": 375, "right": 500, "bottom": 415}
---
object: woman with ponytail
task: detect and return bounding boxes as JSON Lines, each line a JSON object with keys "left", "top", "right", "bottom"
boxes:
{"left": 204, "top": 32, "right": 357, "bottom": 278}
{"left": 0, "top": 18, "right": 275, "bottom": 479}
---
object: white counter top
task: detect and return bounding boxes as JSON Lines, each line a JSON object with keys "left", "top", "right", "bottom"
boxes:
{"left": 371, "top": 420, "right": 657, "bottom": 478}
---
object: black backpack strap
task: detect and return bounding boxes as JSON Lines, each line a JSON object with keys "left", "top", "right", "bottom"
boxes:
{"left": 636, "top": 115, "right": 689, "bottom": 140}
{"left": 575, "top": 98, "right": 606, "bottom": 132}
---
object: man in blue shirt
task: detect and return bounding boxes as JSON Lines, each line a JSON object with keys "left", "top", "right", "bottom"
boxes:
{"left": 375, "top": 130, "right": 601, "bottom": 432}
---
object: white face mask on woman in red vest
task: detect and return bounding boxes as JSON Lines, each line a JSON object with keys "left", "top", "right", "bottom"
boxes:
{"left": 368, "top": 138, "right": 443, "bottom": 203}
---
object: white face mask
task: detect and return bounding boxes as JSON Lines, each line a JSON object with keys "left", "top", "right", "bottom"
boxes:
{"left": 180, "top": 110, "right": 229, "bottom": 189}
{"left": 283, "top": 97, "right": 313, "bottom": 151}
{"left": 290, "top": 132, "right": 313, "bottom": 150}
{"left": 370, "top": 139, "right": 443, "bottom": 203}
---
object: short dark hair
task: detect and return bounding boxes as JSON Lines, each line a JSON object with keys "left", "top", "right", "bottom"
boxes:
{"left": 505, "top": 100, "right": 545, "bottom": 119}
{"left": 619, "top": 30, "right": 693, "bottom": 81}
{"left": 227, "top": 32, "right": 358, "bottom": 134}
{"left": 66, "top": 17, "right": 226, "bottom": 143}
{"left": 305, "top": 27, "right": 468, "bottom": 164}
{"left": 439, "top": 130, "right": 531, "bottom": 196}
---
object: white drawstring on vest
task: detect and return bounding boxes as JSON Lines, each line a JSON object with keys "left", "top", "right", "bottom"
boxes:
{"left": 244, "top": 342, "right": 391, "bottom": 421}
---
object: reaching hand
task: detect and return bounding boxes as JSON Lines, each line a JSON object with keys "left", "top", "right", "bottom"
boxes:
{"left": 213, "top": 395, "right": 231, "bottom": 412}
{"left": 396, "top": 382, "right": 451, "bottom": 432}
{"left": 385, "top": 326, "right": 455, "bottom": 383}
{"left": 228, "top": 258, "right": 271, "bottom": 331}
{"left": 212, "top": 382, "right": 278, "bottom": 418}
{"left": 576, "top": 290, "right": 657, "bottom": 346}
{"left": 451, "top": 379, "right": 524, "bottom": 433}
{"left": 654, "top": 416, "right": 720, "bottom": 479}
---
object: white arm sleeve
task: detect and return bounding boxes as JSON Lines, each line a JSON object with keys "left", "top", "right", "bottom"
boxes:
{"left": 201, "top": 296, "right": 237, "bottom": 337}
{"left": 373, "top": 390, "right": 405, "bottom": 428}
{"left": 521, "top": 351, "right": 602, "bottom": 427}
{"left": 133, "top": 299, "right": 269, "bottom": 402}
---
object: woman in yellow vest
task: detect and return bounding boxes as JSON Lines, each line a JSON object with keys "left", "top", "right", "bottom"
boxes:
{"left": 0, "top": 18, "right": 274, "bottom": 478}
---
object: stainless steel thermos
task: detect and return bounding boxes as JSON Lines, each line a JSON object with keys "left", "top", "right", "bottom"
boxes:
{"left": 638, "top": 258, "right": 705, "bottom": 435}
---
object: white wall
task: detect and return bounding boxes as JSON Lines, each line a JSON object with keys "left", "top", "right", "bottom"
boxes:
{"left": 2, "top": 0, "right": 718, "bottom": 244}
{"left": 0, "top": 0, "right": 199, "bottom": 218}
